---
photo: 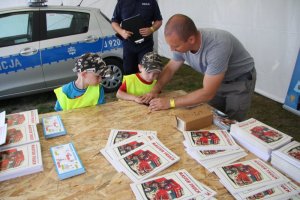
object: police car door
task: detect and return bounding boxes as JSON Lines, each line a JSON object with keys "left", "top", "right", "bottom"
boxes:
{"left": 39, "top": 7, "right": 104, "bottom": 88}
{"left": 0, "top": 9, "right": 44, "bottom": 99}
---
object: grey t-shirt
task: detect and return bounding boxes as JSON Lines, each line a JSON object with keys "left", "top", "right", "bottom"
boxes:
{"left": 173, "top": 28, "right": 254, "bottom": 82}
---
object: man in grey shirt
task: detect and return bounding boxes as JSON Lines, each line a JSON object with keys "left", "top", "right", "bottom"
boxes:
{"left": 142, "top": 14, "right": 256, "bottom": 121}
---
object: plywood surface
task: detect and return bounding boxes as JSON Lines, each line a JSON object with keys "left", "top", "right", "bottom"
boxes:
{"left": 0, "top": 90, "right": 257, "bottom": 200}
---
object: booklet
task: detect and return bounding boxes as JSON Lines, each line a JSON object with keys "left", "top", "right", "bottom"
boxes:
{"left": 231, "top": 118, "right": 292, "bottom": 151}
{"left": 212, "top": 109, "right": 237, "bottom": 131}
{"left": 214, "top": 158, "right": 289, "bottom": 195}
{"left": 130, "top": 169, "right": 216, "bottom": 200}
{"left": 272, "top": 141, "right": 300, "bottom": 167}
{"left": 117, "top": 139, "right": 180, "bottom": 182}
{"left": 0, "top": 142, "right": 43, "bottom": 182}
{"left": 234, "top": 181, "right": 300, "bottom": 200}
{"left": 101, "top": 134, "right": 157, "bottom": 172}
{"left": 0, "top": 124, "right": 39, "bottom": 150}
{"left": 50, "top": 143, "right": 85, "bottom": 180}
{"left": 6, "top": 109, "right": 39, "bottom": 127}
{"left": 183, "top": 130, "right": 239, "bottom": 150}
{"left": 42, "top": 115, "right": 66, "bottom": 139}
{"left": 106, "top": 129, "right": 156, "bottom": 147}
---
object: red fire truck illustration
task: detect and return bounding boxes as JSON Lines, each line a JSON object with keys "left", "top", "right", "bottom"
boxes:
{"left": 143, "top": 178, "right": 184, "bottom": 200}
{"left": 6, "top": 114, "right": 26, "bottom": 126}
{"left": 125, "top": 150, "right": 161, "bottom": 176}
{"left": 223, "top": 163, "right": 262, "bottom": 186}
{"left": 0, "top": 149, "right": 25, "bottom": 171}
{"left": 114, "top": 131, "right": 138, "bottom": 144}
{"left": 192, "top": 131, "right": 220, "bottom": 145}
{"left": 250, "top": 126, "right": 282, "bottom": 143}
{"left": 6, "top": 128, "right": 23, "bottom": 144}
{"left": 118, "top": 141, "right": 144, "bottom": 155}
{"left": 247, "top": 189, "right": 275, "bottom": 200}
{"left": 288, "top": 146, "right": 300, "bottom": 160}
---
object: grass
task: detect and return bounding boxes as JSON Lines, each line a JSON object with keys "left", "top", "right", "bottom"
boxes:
{"left": 1, "top": 59, "right": 299, "bottom": 141}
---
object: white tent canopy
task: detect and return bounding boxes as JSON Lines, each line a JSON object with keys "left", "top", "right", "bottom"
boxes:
{"left": 1, "top": 0, "right": 299, "bottom": 103}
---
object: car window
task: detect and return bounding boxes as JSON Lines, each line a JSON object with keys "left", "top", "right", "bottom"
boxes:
{"left": 45, "top": 11, "right": 90, "bottom": 39}
{"left": 0, "top": 12, "right": 33, "bottom": 47}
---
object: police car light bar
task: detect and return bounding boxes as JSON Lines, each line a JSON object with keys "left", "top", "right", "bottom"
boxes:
{"left": 28, "top": 0, "right": 48, "bottom": 7}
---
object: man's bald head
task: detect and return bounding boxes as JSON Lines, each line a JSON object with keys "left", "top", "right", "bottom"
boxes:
{"left": 164, "top": 14, "right": 198, "bottom": 42}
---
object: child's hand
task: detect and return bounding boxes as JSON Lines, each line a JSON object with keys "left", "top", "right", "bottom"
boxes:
{"left": 134, "top": 96, "right": 144, "bottom": 104}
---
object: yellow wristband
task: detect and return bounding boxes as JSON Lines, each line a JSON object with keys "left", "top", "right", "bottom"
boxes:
{"left": 150, "top": 26, "right": 155, "bottom": 33}
{"left": 170, "top": 98, "right": 175, "bottom": 108}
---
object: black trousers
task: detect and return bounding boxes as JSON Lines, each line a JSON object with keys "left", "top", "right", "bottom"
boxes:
{"left": 122, "top": 39, "right": 154, "bottom": 75}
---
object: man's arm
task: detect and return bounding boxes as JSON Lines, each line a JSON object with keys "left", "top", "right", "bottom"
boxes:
{"left": 148, "top": 72, "right": 225, "bottom": 110}
{"left": 111, "top": 22, "right": 133, "bottom": 40}
{"left": 140, "top": 20, "right": 162, "bottom": 37}
{"left": 140, "top": 59, "right": 183, "bottom": 103}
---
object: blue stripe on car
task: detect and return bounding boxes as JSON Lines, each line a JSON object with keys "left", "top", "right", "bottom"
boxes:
{"left": 0, "top": 35, "right": 122, "bottom": 74}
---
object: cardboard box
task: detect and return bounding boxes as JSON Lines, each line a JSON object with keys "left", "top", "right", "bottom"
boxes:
{"left": 175, "top": 104, "right": 213, "bottom": 132}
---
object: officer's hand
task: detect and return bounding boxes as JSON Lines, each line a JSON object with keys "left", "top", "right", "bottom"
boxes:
{"left": 140, "top": 92, "right": 159, "bottom": 104}
{"left": 149, "top": 97, "right": 170, "bottom": 111}
{"left": 139, "top": 27, "right": 152, "bottom": 37}
{"left": 121, "top": 29, "right": 133, "bottom": 39}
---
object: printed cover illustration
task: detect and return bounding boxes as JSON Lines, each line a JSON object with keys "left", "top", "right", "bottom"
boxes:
{"left": 124, "top": 149, "right": 161, "bottom": 176}
{"left": 0, "top": 148, "right": 24, "bottom": 171}
{"left": 43, "top": 115, "right": 66, "bottom": 138}
{"left": 250, "top": 126, "right": 283, "bottom": 143}
{"left": 200, "top": 150, "right": 225, "bottom": 155}
{"left": 5, "top": 110, "right": 39, "bottom": 127}
{"left": 141, "top": 177, "right": 184, "bottom": 200}
{"left": 6, "top": 127, "right": 24, "bottom": 144}
{"left": 51, "top": 143, "right": 85, "bottom": 180}
{"left": 130, "top": 169, "right": 216, "bottom": 200}
{"left": 288, "top": 145, "right": 300, "bottom": 160}
{"left": 114, "top": 131, "right": 138, "bottom": 144}
{"left": 223, "top": 163, "right": 262, "bottom": 186}
{"left": 246, "top": 188, "right": 274, "bottom": 200}
{"left": 191, "top": 131, "right": 220, "bottom": 145}
{"left": 117, "top": 141, "right": 144, "bottom": 156}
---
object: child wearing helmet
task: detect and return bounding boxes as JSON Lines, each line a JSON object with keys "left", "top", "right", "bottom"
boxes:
{"left": 116, "top": 51, "right": 163, "bottom": 104}
{"left": 54, "top": 53, "right": 113, "bottom": 111}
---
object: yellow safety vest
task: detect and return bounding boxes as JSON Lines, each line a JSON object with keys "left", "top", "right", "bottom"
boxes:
{"left": 124, "top": 74, "right": 156, "bottom": 96}
{"left": 54, "top": 85, "right": 100, "bottom": 111}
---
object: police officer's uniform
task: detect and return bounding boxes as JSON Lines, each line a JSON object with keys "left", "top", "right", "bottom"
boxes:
{"left": 111, "top": 0, "right": 162, "bottom": 75}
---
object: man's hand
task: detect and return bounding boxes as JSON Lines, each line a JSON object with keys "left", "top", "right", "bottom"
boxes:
{"left": 121, "top": 29, "right": 133, "bottom": 39}
{"left": 139, "top": 27, "right": 152, "bottom": 37}
{"left": 149, "top": 97, "right": 170, "bottom": 111}
{"left": 140, "top": 92, "right": 159, "bottom": 104}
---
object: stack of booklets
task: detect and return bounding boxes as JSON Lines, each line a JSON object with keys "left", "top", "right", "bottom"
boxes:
{"left": 183, "top": 130, "right": 247, "bottom": 171}
{"left": 271, "top": 141, "right": 300, "bottom": 183}
{"left": 0, "top": 109, "right": 43, "bottom": 182}
{"left": 212, "top": 109, "right": 237, "bottom": 131}
{"left": 130, "top": 169, "right": 216, "bottom": 200}
{"left": 214, "top": 159, "right": 299, "bottom": 199}
{"left": 42, "top": 115, "right": 66, "bottom": 138}
{"left": 230, "top": 118, "right": 292, "bottom": 161}
{"left": 50, "top": 143, "right": 85, "bottom": 180}
{"left": 101, "top": 129, "right": 180, "bottom": 182}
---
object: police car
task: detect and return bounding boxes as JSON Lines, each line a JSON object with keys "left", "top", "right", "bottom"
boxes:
{"left": 0, "top": 0, "right": 123, "bottom": 100}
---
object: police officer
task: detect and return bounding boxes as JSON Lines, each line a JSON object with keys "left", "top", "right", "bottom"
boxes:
{"left": 111, "top": 0, "right": 162, "bottom": 75}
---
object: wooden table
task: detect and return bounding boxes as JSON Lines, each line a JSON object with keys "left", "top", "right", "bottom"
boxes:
{"left": 0, "top": 90, "right": 256, "bottom": 200}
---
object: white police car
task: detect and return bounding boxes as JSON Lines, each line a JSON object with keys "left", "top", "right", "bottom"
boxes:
{"left": 0, "top": 0, "right": 123, "bottom": 100}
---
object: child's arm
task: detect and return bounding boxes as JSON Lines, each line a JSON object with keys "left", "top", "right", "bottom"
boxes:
{"left": 116, "top": 89, "right": 143, "bottom": 104}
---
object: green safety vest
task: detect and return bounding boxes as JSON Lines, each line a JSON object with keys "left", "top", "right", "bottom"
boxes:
{"left": 54, "top": 85, "right": 100, "bottom": 111}
{"left": 124, "top": 74, "right": 156, "bottom": 96}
